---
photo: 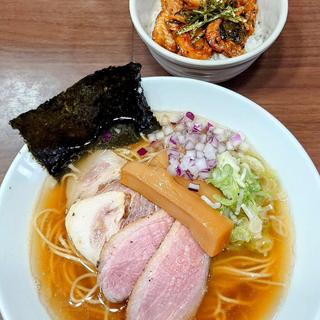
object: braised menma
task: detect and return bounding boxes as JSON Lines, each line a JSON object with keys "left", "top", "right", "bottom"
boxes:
{"left": 153, "top": 0, "right": 258, "bottom": 59}
{"left": 10, "top": 63, "right": 293, "bottom": 320}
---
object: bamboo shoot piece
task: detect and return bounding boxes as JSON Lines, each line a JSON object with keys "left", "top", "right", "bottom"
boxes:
{"left": 120, "top": 162, "right": 233, "bottom": 257}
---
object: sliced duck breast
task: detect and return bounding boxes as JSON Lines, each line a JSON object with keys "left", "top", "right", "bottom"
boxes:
{"left": 127, "top": 221, "right": 210, "bottom": 320}
{"left": 66, "top": 191, "right": 126, "bottom": 266}
{"left": 66, "top": 150, "right": 126, "bottom": 207}
{"left": 100, "top": 180, "right": 158, "bottom": 225}
{"left": 99, "top": 210, "right": 174, "bottom": 303}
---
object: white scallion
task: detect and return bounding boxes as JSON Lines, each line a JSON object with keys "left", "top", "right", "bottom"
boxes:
{"left": 201, "top": 195, "right": 221, "bottom": 209}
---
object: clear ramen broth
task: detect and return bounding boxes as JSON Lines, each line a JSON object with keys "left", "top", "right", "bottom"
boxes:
{"left": 30, "top": 117, "right": 293, "bottom": 320}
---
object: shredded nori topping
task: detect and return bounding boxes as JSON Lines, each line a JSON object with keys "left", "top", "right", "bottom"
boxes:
{"left": 220, "top": 21, "right": 247, "bottom": 44}
{"left": 10, "top": 62, "right": 160, "bottom": 179}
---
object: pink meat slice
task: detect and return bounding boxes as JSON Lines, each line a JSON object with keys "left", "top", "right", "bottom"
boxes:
{"left": 100, "top": 180, "right": 158, "bottom": 225}
{"left": 127, "top": 221, "right": 210, "bottom": 320}
{"left": 98, "top": 210, "right": 174, "bottom": 303}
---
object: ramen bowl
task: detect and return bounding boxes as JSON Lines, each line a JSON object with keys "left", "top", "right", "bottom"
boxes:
{"left": 0, "top": 78, "right": 320, "bottom": 320}
{"left": 129, "top": 0, "right": 288, "bottom": 82}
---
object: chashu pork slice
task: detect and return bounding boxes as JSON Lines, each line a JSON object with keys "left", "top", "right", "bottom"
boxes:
{"left": 66, "top": 191, "right": 126, "bottom": 266}
{"left": 127, "top": 221, "right": 210, "bottom": 320}
{"left": 99, "top": 210, "right": 174, "bottom": 303}
{"left": 100, "top": 180, "right": 158, "bottom": 226}
{"left": 66, "top": 150, "right": 126, "bottom": 208}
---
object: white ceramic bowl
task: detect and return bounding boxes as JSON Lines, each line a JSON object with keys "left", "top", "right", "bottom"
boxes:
{"left": 130, "top": 0, "right": 288, "bottom": 82}
{"left": 1, "top": 77, "right": 320, "bottom": 320}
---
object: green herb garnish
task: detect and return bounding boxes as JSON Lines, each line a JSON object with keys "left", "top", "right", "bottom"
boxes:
{"left": 177, "top": 0, "right": 245, "bottom": 36}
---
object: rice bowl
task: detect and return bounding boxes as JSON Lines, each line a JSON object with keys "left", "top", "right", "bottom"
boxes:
{"left": 130, "top": 0, "right": 288, "bottom": 82}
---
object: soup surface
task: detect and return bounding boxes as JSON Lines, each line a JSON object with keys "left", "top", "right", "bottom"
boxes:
{"left": 30, "top": 113, "right": 294, "bottom": 320}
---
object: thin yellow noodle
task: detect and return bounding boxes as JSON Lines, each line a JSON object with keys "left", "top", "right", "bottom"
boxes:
{"left": 246, "top": 281, "right": 275, "bottom": 290}
{"left": 59, "top": 235, "right": 71, "bottom": 250}
{"left": 240, "top": 261, "right": 274, "bottom": 272}
{"left": 70, "top": 273, "right": 100, "bottom": 307}
{"left": 213, "top": 294, "right": 222, "bottom": 317}
{"left": 47, "top": 218, "right": 65, "bottom": 244}
{"left": 38, "top": 211, "right": 50, "bottom": 233}
{"left": 212, "top": 266, "right": 272, "bottom": 279}
{"left": 213, "top": 255, "right": 272, "bottom": 266}
{"left": 35, "top": 212, "right": 97, "bottom": 273}
{"left": 215, "top": 310, "right": 227, "bottom": 320}
{"left": 62, "top": 262, "right": 75, "bottom": 287}
{"left": 61, "top": 172, "right": 78, "bottom": 184}
{"left": 114, "top": 151, "right": 136, "bottom": 161}
{"left": 242, "top": 278, "right": 284, "bottom": 286}
{"left": 34, "top": 211, "right": 72, "bottom": 254}
{"left": 68, "top": 164, "right": 81, "bottom": 174}
{"left": 216, "top": 292, "right": 252, "bottom": 306}
{"left": 140, "top": 133, "right": 149, "bottom": 142}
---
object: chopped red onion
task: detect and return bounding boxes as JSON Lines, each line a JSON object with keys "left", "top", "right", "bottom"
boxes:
{"left": 200, "top": 134, "right": 207, "bottom": 144}
{"left": 158, "top": 111, "right": 244, "bottom": 181}
{"left": 206, "top": 122, "right": 214, "bottom": 131}
{"left": 169, "top": 135, "right": 177, "bottom": 145}
{"left": 188, "top": 165, "right": 199, "bottom": 176}
{"left": 209, "top": 136, "right": 219, "bottom": 148}
{"left": 181, "top": 156, "right": 192, "bottom": 170}
{"left": 176, "top": 165, "right": 183, "bottom": 177}
{"left": 186, "top": 150, "right": 196, "bottom": 159}
{"left": 198, "top": 171, "right": 211, "bottom": 180}
{"left": 168, "top": 164, "right": 177, "bottom": 176}
{"left": 177, "top": 134, "right": 186, "bottom": 144}
{"left": 186, "top": 121, "right": 193, "bottom": 130}
{"left": 103, "top": 131, "right": 112, "bottom": 142}
{"left": 169, "top": 159, "right": 179, "bottom": 169}
{"left": 203, "top": 143, "right": 216, "bottom": 160}
{"left": 192, "top": 123, "right": 202, "bottom": 133}
{"left": 186, "top": 111, "right": 195, "bottom": 121}
{"left": 207, "top": 159, "right": 217, "bottom": 169}
{"left": 230, "top": 133, "right": 242, "bottom": 148}
{"left": 168, "top": 149, "right": 180, "bottom": 159}
{"left": 185, "top": 170, "right": 194, "bottom": 180}
{"left": 196, "top": 151, "right": 204, "bottom": 159}
{"left": 195, "top": 142, "right": 205, "bottom": 151}
{"left": 218, "top": 144, "right": 227, "bottom": 153}
{"left": 188, "top": 182, "right": 200, "bottom": 191}
{"left": 137, "top": 147, "right": 148, "bottom": 156}
{"left": 195, "top": 158, "right": 207, "bottom": 171}
{"left": 185, "top": 141, "right": 195, "bottom": 150}
{"left": 187, "top": 133, "right": 198, "bottom": 143}
{"left": 175, "top": 123, "right": 185, "bottom": 132}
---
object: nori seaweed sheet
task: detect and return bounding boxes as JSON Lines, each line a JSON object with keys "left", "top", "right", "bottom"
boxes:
{"left": 10, "top": 62, "right": 160, "bottom": 179}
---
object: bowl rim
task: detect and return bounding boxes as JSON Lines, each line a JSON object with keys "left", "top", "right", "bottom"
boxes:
{"left": 129, "top": 0, "right": 289, "bottom": 67}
